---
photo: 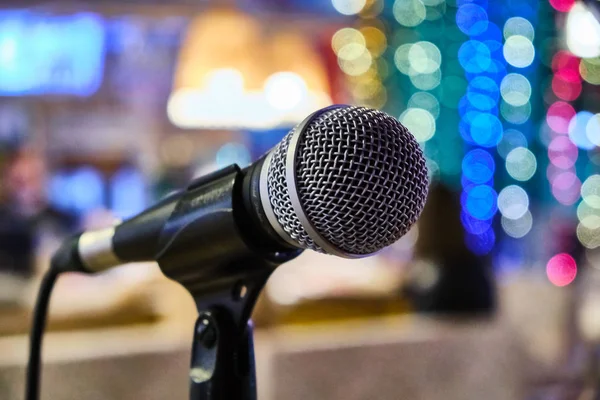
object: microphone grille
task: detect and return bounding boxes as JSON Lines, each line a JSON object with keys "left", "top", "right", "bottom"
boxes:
{"left": 266, "top": 106, "right": 429, "bottom": 257}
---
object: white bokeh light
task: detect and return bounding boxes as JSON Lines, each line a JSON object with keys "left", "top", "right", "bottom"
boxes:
{"left": 498, "top": 185, "right": 529, "bottom": 220}
{"left": 400, "top": 108, "right": 436, "bottom": 142}
{"left": 503, "top": 35, "right": 535, "bottom": 68}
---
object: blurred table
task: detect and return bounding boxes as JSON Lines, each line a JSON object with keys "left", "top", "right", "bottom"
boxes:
{"left": 0, "top": 314, "right": 529, "bottom": 400}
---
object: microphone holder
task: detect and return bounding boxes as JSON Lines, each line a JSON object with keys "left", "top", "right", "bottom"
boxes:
{"left": 155, "top": 165, "right": 300, "bottom": 400}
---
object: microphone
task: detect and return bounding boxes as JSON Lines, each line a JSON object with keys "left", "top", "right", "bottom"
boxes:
{"left": 70, "top": 105, "right": 428, "bottom": 274}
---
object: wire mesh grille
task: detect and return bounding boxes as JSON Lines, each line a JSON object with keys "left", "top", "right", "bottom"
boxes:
{"left": 267, "top": 106, "right": 428, "bottom": 255}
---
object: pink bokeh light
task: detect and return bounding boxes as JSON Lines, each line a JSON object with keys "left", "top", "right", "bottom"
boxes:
{"left": 549, "top": 0, "right": 575, "bottom": 13}
{"left": 552, "top": 74, "right": 582, "bottom": 101}
{"left": 551, "top": 171, "right": 581, "bottom": 205}
{"left": 546, "top": 102, "right": 576, "bottom": 134}
{"left": 552, "top": 51, "right": 580, "bottom": 75}
{"left": 546, "top": 253, "right": 577, "bottom": 286}
{"left": 548, "top": 136, "right": 578, "bottom": 169}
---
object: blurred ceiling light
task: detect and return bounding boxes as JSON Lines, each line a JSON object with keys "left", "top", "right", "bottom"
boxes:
{"left": 264, "top": 72, "right": 308, "bottom": 111}
{"left": 332, "top": 0, "right": 367, "bottom": 15}
{"left": 566, "top": 2, "right": 600, "bottom": 58}
{"left": 169, "top": 10, "right": 331, "bottom": 129}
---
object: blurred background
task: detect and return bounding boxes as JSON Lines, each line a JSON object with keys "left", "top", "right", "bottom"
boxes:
{"left": 0, "top": 0, "right": 600, "bottom": 398}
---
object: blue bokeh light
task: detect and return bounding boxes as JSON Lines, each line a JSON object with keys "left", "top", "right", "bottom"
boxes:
{"left": 458, "top": 40, "right": 492, "bottom": 73}
{"left": 464, "top": 184, "right": 498, "bottom": 220}
{"left": 469, "top": 113, "right": 503, "bottom": 147}
{"left": 462, "top": 148, "right": 496, "bottom": 184}
{"left": 461, "top": 211, "right": 493, "bottom": 234}
{"left": 465, "top": 227, "right": 496, "bottom": 255}
{"left": 456, "top": 4, "right": 489, "bottom": 36}
{"left": 472, "top": 22, "right": 502, "bottom": 42}
{"left": 568, "top": 111, "right": 596, "bottom": 150}
{"left": 467, "top": 76, "right": 499, "bottom": 111}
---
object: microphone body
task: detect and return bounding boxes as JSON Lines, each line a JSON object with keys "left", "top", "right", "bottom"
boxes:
{"left": 71, "top": 105, "right": 428, "bottom": 277}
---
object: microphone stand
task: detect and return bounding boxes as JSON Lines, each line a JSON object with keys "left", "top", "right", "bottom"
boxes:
{"left": 154, "top": 165, "right": 299, "bottom": 400}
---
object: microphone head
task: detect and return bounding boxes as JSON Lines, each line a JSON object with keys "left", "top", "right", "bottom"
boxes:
{"left": 260, "top": 105, "right": 429, "bottom": 258}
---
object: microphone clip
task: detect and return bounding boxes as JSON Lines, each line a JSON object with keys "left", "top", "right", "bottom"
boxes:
{"left": 155, "top": 165, "right": 299, "bottom": 400}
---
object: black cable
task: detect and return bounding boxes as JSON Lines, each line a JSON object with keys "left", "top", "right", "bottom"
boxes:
{"left": 25, "top": 266, "right": 59, "bottom": 400}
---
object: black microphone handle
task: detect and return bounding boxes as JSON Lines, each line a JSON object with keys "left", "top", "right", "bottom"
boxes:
{"left": 76, "top": 163, "right": 297, "bottom": 274}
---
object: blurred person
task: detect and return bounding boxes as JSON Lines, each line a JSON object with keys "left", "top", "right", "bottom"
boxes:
{"left": 3, "top": 148, "right": 76, "bottom": 235}
{"left": 0, "top": 148, "right": 75, "bottom": 279}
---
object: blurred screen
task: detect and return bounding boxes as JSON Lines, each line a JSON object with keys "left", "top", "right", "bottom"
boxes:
{"left": 0, "top": 11, "right": 105, "bottom": 96}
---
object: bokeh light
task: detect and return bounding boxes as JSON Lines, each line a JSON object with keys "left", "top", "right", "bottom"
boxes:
{"left": 332, "top": 28, "right": 365, "bottom": 55}
{"left": 568, "top": 111, "right": 597, "bottom": 150}
{"left": 500, "top": 73, "right": 531, "bottom": 106}
{"left": 503, "top": 17, "right": 535, "bottom": 41}
{"left": 469, "top": 112, "right": 502, "bottom": 147}
{"left": 393, "top": 0, "right": 426, "bottom": 27}
{"left": 546, "top": 253, "right": 577, "bottom": 286}
{"left": 566, "top": 3, "right": 600, "bottom": 58}
{"left": 458, "top": 40, "right": 492, "bottom": 74}
{"left": 408, "top": 41, "right": 442, "bottom": 74}
{"left": 580, "top": 57, "right": 600, "bottom": 85}
{"left": 501, "top": 211, "right": 533, "bottom": 238}
{"left": 551, "top": 171, "right": 582, "bottom": 205}
{"left": 500, "top": 101, "right": 531, "bottom": 125}
{"left": 332, "top": 0, "right": 367, "bottom": 15}
{"left": 409, "top": 68, "right": 442, "bottom": 90}
{"left": 464, "top": 185, "right": 498, "bottom": 220}
{"left": 394, "top": 43, "right": 413, "bottom": 75}
{"left": 360, "top": 26, "right": 387, "bottom": 57}
{"left": 548, "top": 136, "right": 578, "bottom": 169}
{"left": 577, "top": 223, "right": 600, "bottom": 249}
{"left": 577, "top": 201, "right": 600, "bottom": 229}
{"left": 582, "top": 175, "right": 600, "bottom": 208}
{"left": 549, "top": 0, "right": 575, "bottom": 13}
{"left": 586, "top": 114, "right": 600, "bottom": 146}
{"left": 505, "top": 147, "right": 537, "bottom": 181}
{"left": 551, "top": 73, "right": 582, "bottom": 101}
{"left": 497, "top": 129, "right": 528, "bottom": 159}
{"left": 467, "top": 76, "right": 499, "bottom": 111}
{"left": 498, "top": 185, "right": 529, "bottom": 220}
{"left": 400, "top": 108, "right": 436, "bottom": 142}
{"left": 546, "top": 101, "right": 576, "bottom": 134}
{"left": 461, "top": 211, "right": 493, "bottom": 235}
{"left": 462, "top": 149, "right": 495, "bottom": 184}
{"left": 465, "top": 228, "right": 495, "bottom": 255}
{"left": 503, "top": 35, "right": 535, "bottom": 68}
{"left": 408, "top": 92, "right": 440, "bottom": 119}
{"left": 456, "top": 3, "right": 488, "bottom": 36}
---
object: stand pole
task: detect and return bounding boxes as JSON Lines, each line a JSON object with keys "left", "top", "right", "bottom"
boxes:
{"left": 152, "top": 166, "right": 300, "bottom": 400}
{"left": 189, "top": 311, "right": 257, "bottom": 400}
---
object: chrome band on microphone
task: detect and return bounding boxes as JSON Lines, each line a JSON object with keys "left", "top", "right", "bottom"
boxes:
{"left": 78, "top": 227, "right": 122, "bottom": 273}
{"left": 284, "top": 106, "right": 359, "bottom": 258}
{"left": 259, "top": 151, "right": 297, "bottom": 247}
